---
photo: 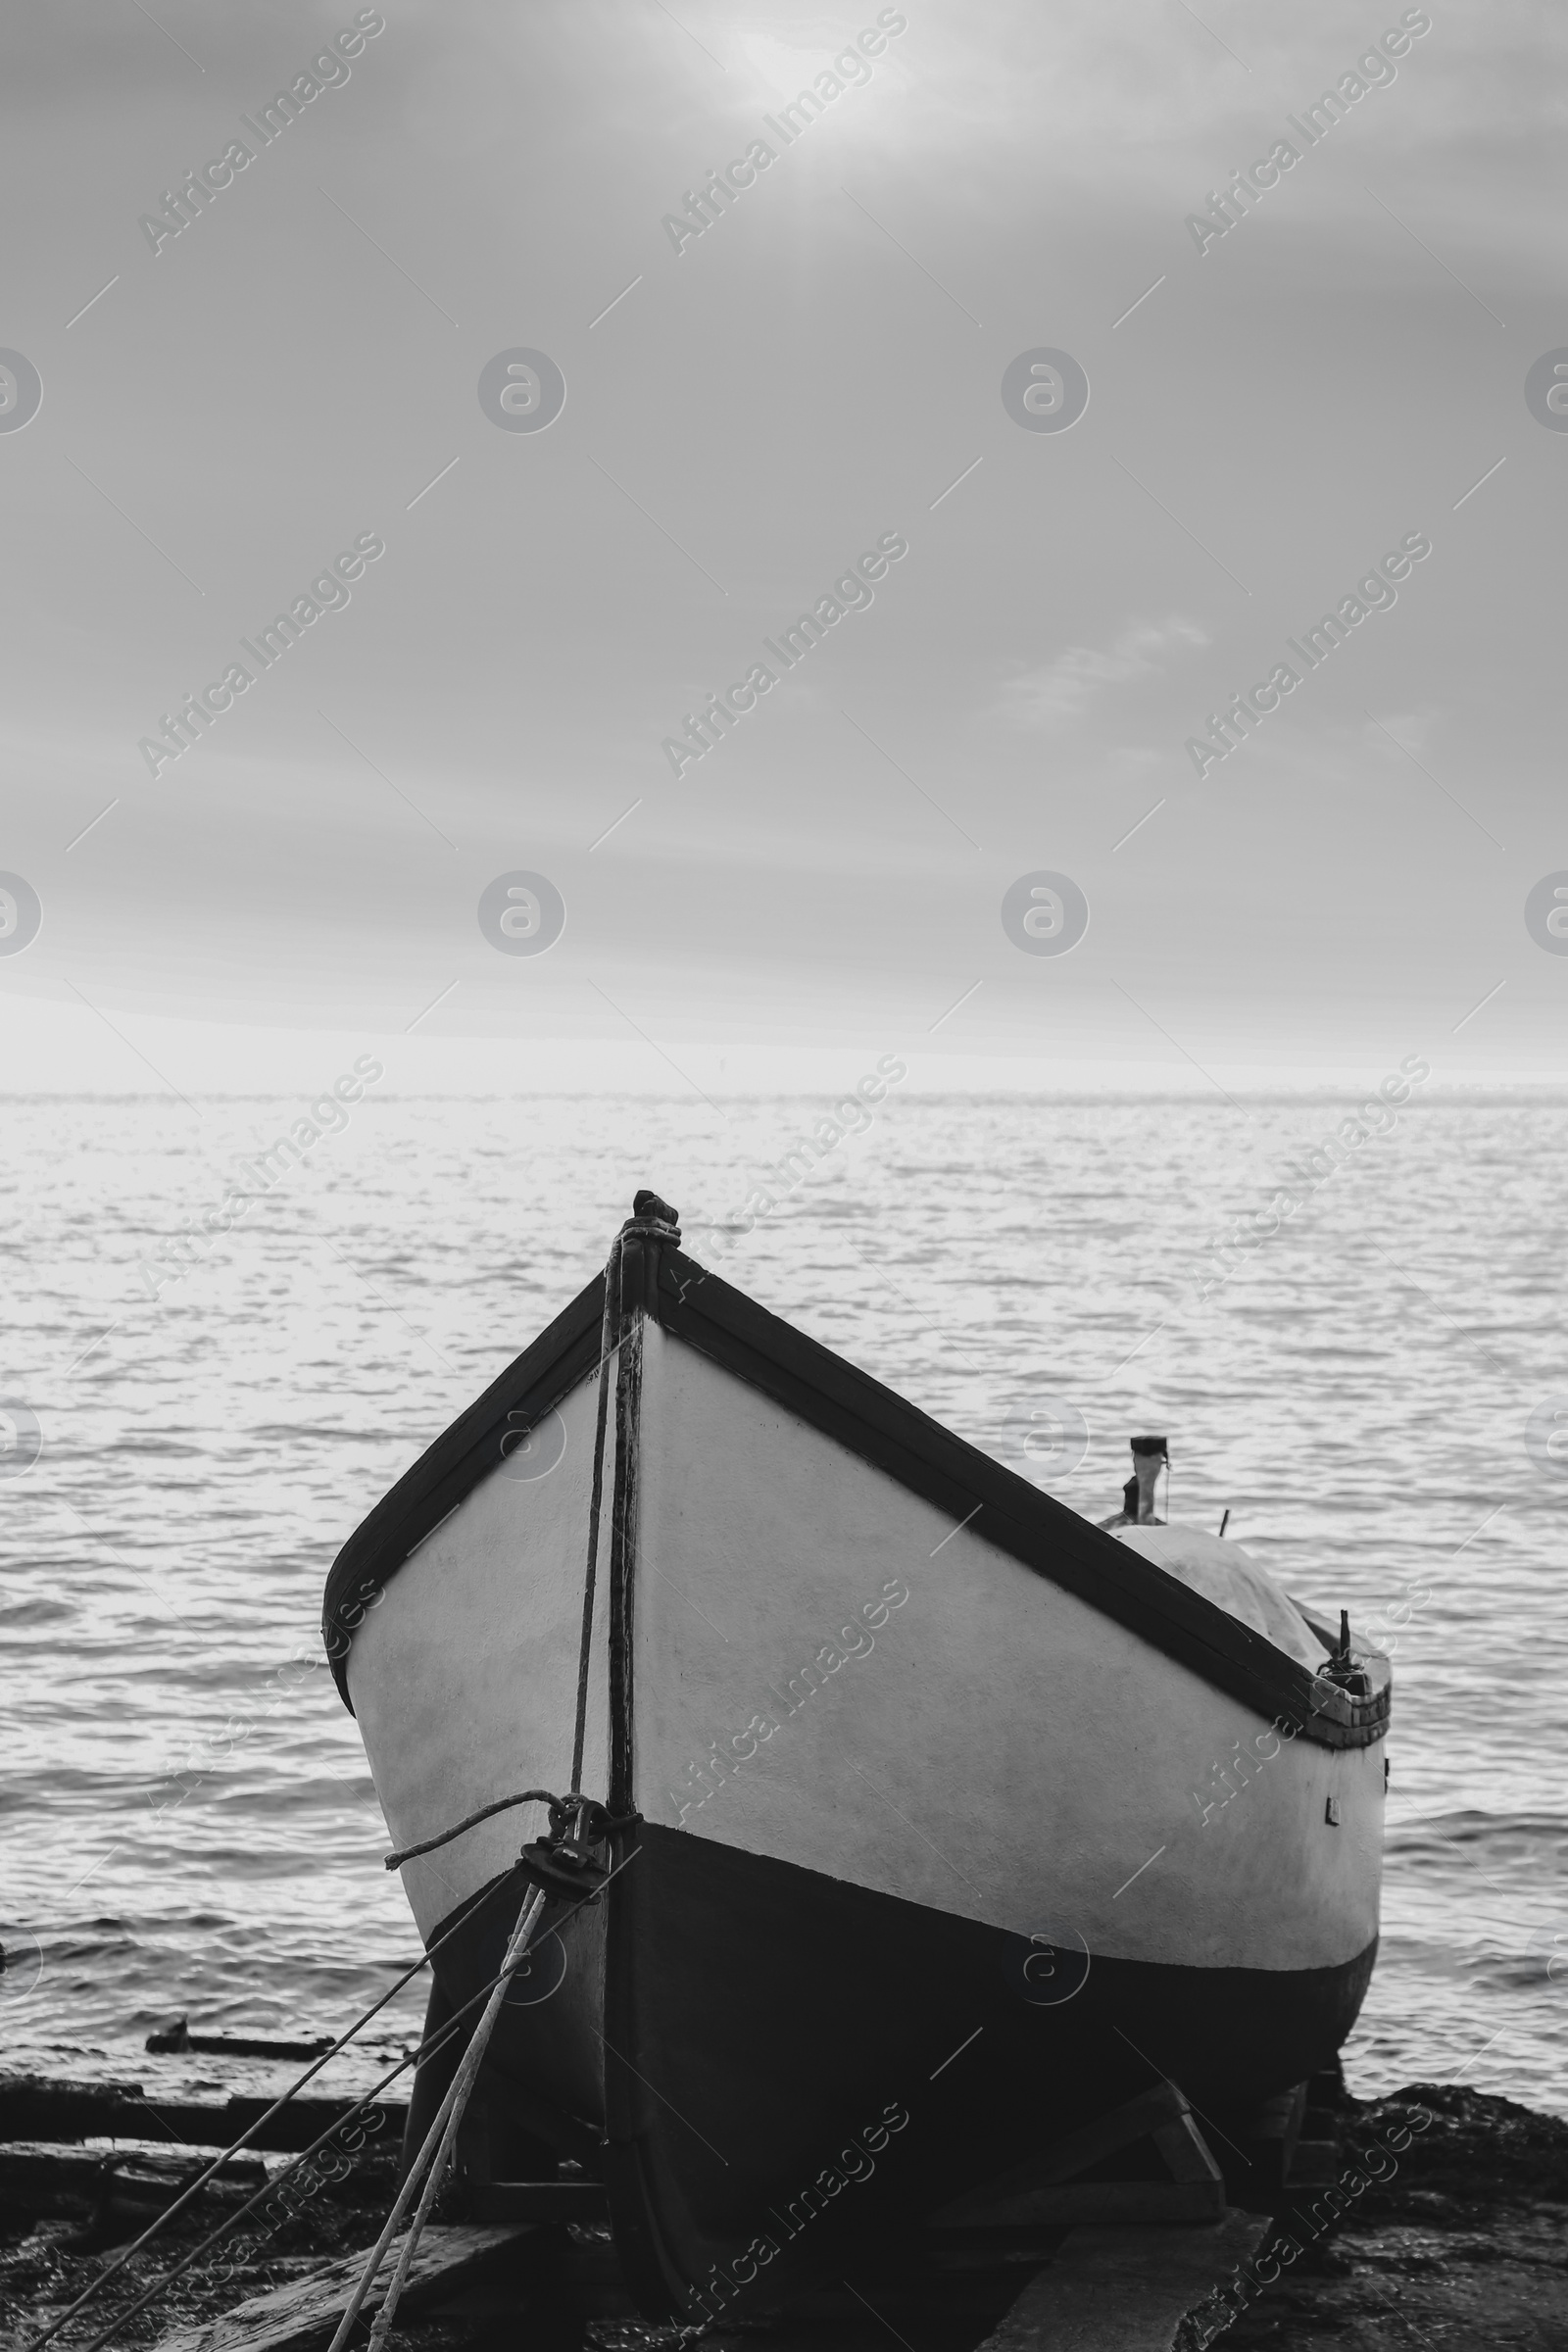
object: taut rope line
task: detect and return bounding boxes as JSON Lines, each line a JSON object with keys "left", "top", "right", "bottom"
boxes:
{"left": 43, "top": 1855, "right": 639, "bottom": 2352}
{"left": 19, "top": 1862, "right": 536, "bottom": 2352}
{"left": 323, "top": 1886, "right": 550, "bottom": 2352}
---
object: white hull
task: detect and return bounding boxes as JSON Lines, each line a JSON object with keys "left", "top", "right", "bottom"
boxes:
{"left": 350, "top": 1317, "right": 1384, "bottom": 1974}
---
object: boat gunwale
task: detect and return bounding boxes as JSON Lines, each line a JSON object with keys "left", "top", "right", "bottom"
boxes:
{"left": 320, "top": 1245, "right": 1390, "bottom": 1751}
{"left": 322, "top": 1271, "right": 608, "bottom": 1703}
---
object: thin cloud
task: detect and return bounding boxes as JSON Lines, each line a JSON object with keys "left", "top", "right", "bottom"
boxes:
{"left": 994, "top": 618, "right": 1209, "bottom": 730}
{"left": 1364, "top": 708, "right": 1441, "bottom": 759}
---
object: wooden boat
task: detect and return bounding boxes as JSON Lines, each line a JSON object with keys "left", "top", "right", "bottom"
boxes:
{"left": 323, "top": 1194, "right": 1390, "bottom": 2322}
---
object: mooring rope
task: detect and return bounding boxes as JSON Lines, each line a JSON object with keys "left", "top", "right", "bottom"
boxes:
{"left": 383, "top": 1789, "right": 564, "bottom": 1870}
{"left": 53, "top": 1970, "right": 499, "bottom": 2352}
{"left": 19, "top": 1861, "right": 539, "bottom": 2352}
{"left": 383, "top": 1788, "right": 639, "bottom": 1871}
{"left": 46, "top": 1853, "right": 637, "bottom": 2352}
{"left": 323, "top": 1886, "right": 550, "bottom": 2352}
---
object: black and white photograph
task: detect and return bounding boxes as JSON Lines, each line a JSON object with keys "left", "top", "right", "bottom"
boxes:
{"left": 2, "top": 4, "right": 1564, "bottom": 2347}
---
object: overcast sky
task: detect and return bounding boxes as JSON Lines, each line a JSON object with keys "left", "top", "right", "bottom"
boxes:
{"left": 2, "top": 0, "right": 1563, "bottom": 1093}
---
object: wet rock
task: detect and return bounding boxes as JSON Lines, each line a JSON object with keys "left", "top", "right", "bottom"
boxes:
{"left": 1183, "top": 2084, "right": 1568, "bottom": 2350}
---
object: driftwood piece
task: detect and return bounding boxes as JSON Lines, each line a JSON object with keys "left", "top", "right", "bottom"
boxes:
{"left": 0, "top": 2141, "right": 270, "bottom": 2218}
{"left": 0, "top": 2076, "right": 407, "bottom": 2157}
{"left": 153, "top": 2225, "right": 536, "bottom": 2352}
{"left": 0, "top": 2143, "right": 113, "bottom": 2217}
{"left": 147, "top": 2021, "right": 333, "bottom": 2062}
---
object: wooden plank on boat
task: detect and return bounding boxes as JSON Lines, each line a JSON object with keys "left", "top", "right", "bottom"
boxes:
{"left": 152, "top": 2224, "right": 537, "bottom": 2352}
{"left": 973, "top": 2213, "right": 1273, "bottom": 2351}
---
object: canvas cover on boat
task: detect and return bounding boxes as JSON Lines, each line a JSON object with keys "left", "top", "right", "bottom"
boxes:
{"left": 1113, "top": 1525, "right": 1327, "bottom": 1673}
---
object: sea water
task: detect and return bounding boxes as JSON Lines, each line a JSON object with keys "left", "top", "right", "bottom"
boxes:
{"left": 2, "top": 1089, "right": 1562, "bottom": 2113}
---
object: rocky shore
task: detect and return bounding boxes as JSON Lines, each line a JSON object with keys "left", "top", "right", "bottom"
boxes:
{"left": 1, "top": 2081, "right": 1564, "bottom": 2351}
{"left": 1184, "top": 2082, "right": 1568, "bottom": 2349}
{"left": 0, "top": 2117, "right": 404, "bottom": 2352}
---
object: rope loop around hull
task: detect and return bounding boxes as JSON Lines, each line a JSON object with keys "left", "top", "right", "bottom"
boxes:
{"left": 383, "top": 1788, "right": 637, "bottom": 1871}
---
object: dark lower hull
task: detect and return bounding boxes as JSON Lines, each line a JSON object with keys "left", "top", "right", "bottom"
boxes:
{"left": 425, "top": 1825, "right": 1376, "bottom": 2322}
